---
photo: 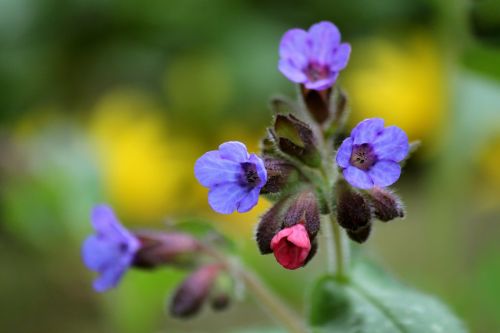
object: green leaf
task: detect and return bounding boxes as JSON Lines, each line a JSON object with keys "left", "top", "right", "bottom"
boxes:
{"left": 308, "top": 261, "right": 467, "bottom": 333}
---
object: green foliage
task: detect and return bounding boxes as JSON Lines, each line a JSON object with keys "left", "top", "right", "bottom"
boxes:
{"left": 308, "top": 261, "right": 467, "bottom": 333}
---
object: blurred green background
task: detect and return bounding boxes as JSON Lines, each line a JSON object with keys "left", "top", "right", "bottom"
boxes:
{"left": 1, "top": 0, "right": 500, "bottom": 332}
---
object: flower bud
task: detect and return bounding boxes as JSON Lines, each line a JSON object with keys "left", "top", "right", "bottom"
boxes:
{"left": 132, "top": 231, "right": 200, "bottom": 269}
{"left": 210, "top": 293, "right": 231, "bottom": 311}
{"left": 260, "top": 158, "right": 299, "bottom": 194}
{"left": 336, "top": 180, "right": 372, "bottom": 231}
{"left": 346, "top": 223, "right": 372, "bottom": 244}
{"left": 271, "top": 223, "right": 311, "bottom": 270}
{"left": 256, "top": 190, "right": 320, "bottom": 269}
{"left": 301, "top": 85, "right": 331, "bottom": 124}
{"left": 367, "top": 187, "right": 405, "bottom": 222}
{"left": 274, "top": 114, "right": 321, "bottom": 167}
{"left": 169, "top": 264, "right": 222, "bottom": 318}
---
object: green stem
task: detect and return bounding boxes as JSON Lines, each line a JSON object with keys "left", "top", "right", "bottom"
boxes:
{"left": 203, "top": 246, "right": 308, "bottom": 333}
{"left": 330, "top": 214, "right": 348, "bottom": 280}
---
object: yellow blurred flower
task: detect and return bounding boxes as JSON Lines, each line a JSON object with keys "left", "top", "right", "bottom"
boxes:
{"left": 345, "top": 34, "right": 447, "bottom": 147}
{"left": 88, "top": 89, "right": 197, "bottom": 223}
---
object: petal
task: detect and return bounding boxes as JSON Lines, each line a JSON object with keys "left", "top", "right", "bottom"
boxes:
{"left": 330, "top": 43, "right": 351, "bottom": 71}
{"left": 218, "top": 141, "right": 249, "bottom": 163}
{"left": 336, "top": 137, "right": 353, "bottom": 168}
{"left": 308, "top": 21, "right": 341, "bottom": 65}
{"left": 91, "top": 205, "right": 131, "bottom": 241}
{"left": 237, "top": 188, "right": 260, "bottom": 213}
{"left": 208, "top": 183, "right": 248, "bottom": 214}
{"left": 82, "top": 235, "right": 122, "bottom": 271}
{"left": 278, "top": 59, "right": 308, "bottom": 83}
{"left": 368, "top": 160, "right": 401, "bottom": 187}
{"left": 303, "top": 73, "right": 338, "bottom": 91}
{"left": 343, "top": 166, "right": 374, "bottom": 189}
{"left": 372, "top": 126, "right": 409, "bottom": 162}
{"left": 248, "top": 153, "right": 268, "bottom": 186}
{"left": 351, "top": 118, "right": 385, "bottom": 145}
{"left": 279, "top": 28, "right": 309, "bottom": 68}
{"left": 93, "top": 262, "right": 128, "bottom": 292}
{"left": 287, "top": 224, "right": 311, "bottom": 250}
{"left": 194, "top": 151, "right": 241, "bottom": 187}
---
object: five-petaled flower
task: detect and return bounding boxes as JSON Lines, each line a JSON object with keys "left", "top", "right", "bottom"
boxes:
{"left": 271, "top": 223, "right": 311, "bottom": 270}
{"left": 82, "top": 205, "right": 140, "bottom": 292}
{"left": 278, "top": 21, "right": 351, "bottom": 91}
{"left": 195, "top": 141, "right": 267, "bottom": 214}
{"left": 336, "top": 118, "right": 409, "bottom": 189}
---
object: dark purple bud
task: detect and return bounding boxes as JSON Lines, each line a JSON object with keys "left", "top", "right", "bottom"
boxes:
{"left": 169, "top": 264, "right": 222, "bottom": 318}
{"left": 132, "top": 231, "right": 200, "bottom": 269}
{"left": 260, "top": 158, "right": 299, "bottom": 194}
{"left": 274, "top": 114, "right": 321, "bottom": 167}
{"left": 282, "top": 190, "right": 320, "bottom": 237}
{"left": 256, "top": 197, "right": 288, "bottom": 254}
{"left": 336, "top": 180, "right": 372, "bottom": 231}
{"left": 301, "top": 85, "right": 331, "bottom": 124}
{"left": 346, "top": 223, "right": 372, "bottom": 244}
{"left": 210, "top": 293, "right": 231, "bottom": 311}
{"left": 367, "top": 187, "right": 405, "bottom": 222}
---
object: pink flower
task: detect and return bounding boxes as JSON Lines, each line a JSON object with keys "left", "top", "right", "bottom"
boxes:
{"left": 270, "top": 223, "right": 311, "bottom": 270}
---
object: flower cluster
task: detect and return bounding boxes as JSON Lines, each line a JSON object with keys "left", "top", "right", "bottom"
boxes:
{"left": 82, "top": 21, "right": 414, "bottom": 322}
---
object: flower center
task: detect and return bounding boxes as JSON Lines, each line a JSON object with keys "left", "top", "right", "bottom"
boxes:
{"left": 240, "top": 162, "right": 261, "bottom": 187}
{"left": 305, "top": 62, "right": 330, "bottom": 82}
{"left": 350, "top": 143, "right": 377, "bottom": 171}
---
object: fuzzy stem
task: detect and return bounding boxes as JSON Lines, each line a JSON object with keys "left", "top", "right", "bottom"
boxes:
{"left": 203, "top": 245, "right": 308, "bottom": 333}
{"left": 330, "top": 214, "right": 348, "bottom": 280}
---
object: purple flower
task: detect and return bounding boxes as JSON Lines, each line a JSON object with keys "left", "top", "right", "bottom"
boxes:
{"left": 336, "top": 118, "right": 409, "bottom": 189}
{"left": 278, "top": 21, "right": 351, "bottom": 90}
{"left": 194, "top": 141, "right": 267, "bottom": 214}
{"left": 82, "top": 205, "right": 140, "bottom": 292}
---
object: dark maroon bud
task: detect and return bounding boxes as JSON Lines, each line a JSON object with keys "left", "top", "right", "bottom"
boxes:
{"left": 346, "top": 223, "right": 372, "bottom": 244}
{"left": 282, "top": 190, "right": 320, "bottom": 238}
{"left": 336, "top": 180, "right": 372, "bottom": 231}
{"left": 261, "top": 158, "right": 299, "bottom": 194}
{"left": 169, "top": 264, "right": 222, "bottom": 318}
{"left": 301, "top": 85, "right": 331, "bottom": 124}
{"left": 367, "top": 187, "right": 405, "bottom": 222}
{"left": 256, "top": 197, "right": 289, "bottom": 254}
{"left": 274, "top": 114, "right": 321, "bottom": 167}
{"left": 132, "top": 231, "right": 200, "bottom": 268}
{"left": 210, "top": 293, "right": 231, "bottom": 311}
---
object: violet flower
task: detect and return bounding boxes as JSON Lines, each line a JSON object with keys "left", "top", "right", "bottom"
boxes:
{"left": 278, "top": 21, "right": 351, "bottom": 90}
{"left": 194, "top": 141, "right": 267, "bottom": 214}
{"left": 82, "top": 205, "right": 140, "bottom": 292}
{"left": 336, "top": 118, "right": 409, "bottom": 189}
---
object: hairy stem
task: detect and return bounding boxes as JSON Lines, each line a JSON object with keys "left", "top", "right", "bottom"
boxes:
{"left": 203, "top": 245, "right": 308, "bottom": 333}
{"left": 330, "top": 214, "right": 348, "bottom": 280}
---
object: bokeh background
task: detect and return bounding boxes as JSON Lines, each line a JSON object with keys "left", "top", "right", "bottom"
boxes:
{"left": 1, "top": 0, "right": 500, "bottom": 332}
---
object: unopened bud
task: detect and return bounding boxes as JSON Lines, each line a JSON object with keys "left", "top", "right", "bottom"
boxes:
{"left": 282, "top": 190, "right": 320, "bottom": 237}
{"left": 256, "top": 198, "right": 288, "bottom": 254}
{"left": 132, "top": 231, "right": 200, "bottom": 268}
{"left": 260, "top": 158, "right": 299, "bottom": 194}
{"left": 368, "top": 187, "right": 405, "bottom": 222}
{"left": 336, "top": 180, "right": 372, "bottom": 231}
{"left": 301, "top": 85, "right": 331, "bottom": 124}
{"left": 169, "top": 264, "right": 222, "bottom": 318}
{"left": 346, "top": 223, "right": 372, "bottom": 244}
{"left": 210, "top": 293, "right": 231, "bottom": 311}
{"left": 274, "top": 114, "right": 321, "bottom": 167}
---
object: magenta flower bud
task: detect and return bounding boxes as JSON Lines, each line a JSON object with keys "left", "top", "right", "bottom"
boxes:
{"left": 271, "top": 223, "right": 311, "bottom": 270}
{"left": 367, "top": 187, "right": 405, "bottom": 222}
{"left": 169, "top": 264, "right": 222, "bottom": 318}
{"left": 132, "top": 231, "right": 201, "bottom": 268}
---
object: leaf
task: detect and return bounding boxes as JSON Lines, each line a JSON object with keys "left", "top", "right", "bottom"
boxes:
{"left": 308, "top": 261, "right": 467, "bottom": 333}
